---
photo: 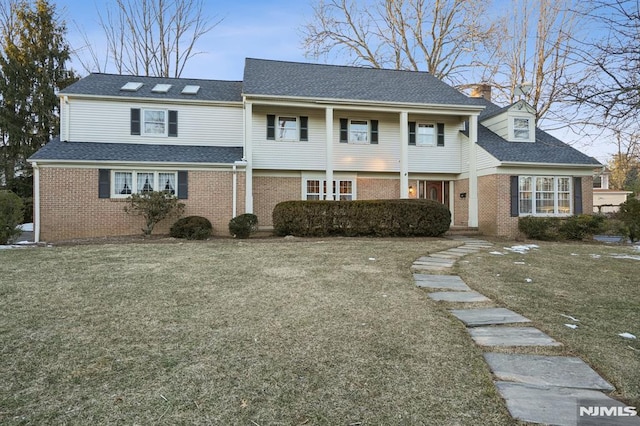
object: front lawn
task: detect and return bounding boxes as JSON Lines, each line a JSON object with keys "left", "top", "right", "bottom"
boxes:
{"left": 0, "top": 238, "right": 512, "bottom": 425}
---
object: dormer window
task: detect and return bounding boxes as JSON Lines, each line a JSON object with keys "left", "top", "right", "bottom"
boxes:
{"left": 513, "top": 118, "right": 530, "bottom": 141}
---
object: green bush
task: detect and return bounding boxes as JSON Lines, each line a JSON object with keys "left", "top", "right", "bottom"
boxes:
{"left": 618, "top": 197, "right": 640, "bottom": 242}
{"left": 229, "top": 213, "right": 258, "bottom": 238}
{"left": 0, "top": 190, "right": 24, "bottom": 244}
{"left": 124, "top": 191, "right": 185, "bottom": 236}
{"left": 559, "top": 214, "right": 605, "bottom": 240}
{"left": 272, "top": 199, "right": 451, "bottom": 237}
{"left": 170, "top": 216, "right": 213, "bottom": 240}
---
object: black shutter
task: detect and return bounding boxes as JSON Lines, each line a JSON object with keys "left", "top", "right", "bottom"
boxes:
{"left": 131, "top": 108, "right": 140, "bottom": 135}
{"left": 177, "top": 171, "right": 188, "bottom": 199}
{"left": 437, "top": 123, "right": 445, "bottom": 146}
{"left": 409, "top": 122, "right": 416, "bottom": 145}
{"left": 266, "top": 114, "right": 275, "bottom": 140}
{"left": 168, "top": 110, "right": 178, "bottom": 137}
{"left": 573, "top": 177, "right": 583, "bottom": 214}
{"left": 370, "top": 120, "right": 378, "bottom": 144}
{"left": 300, "top": 116, "right": 308, "bottom": 141}
{"left": 339, "top": 118, "right": 348, "bottom": 143}
{"left": 98, "top": 169, "right": 110, "bottom": 198}
{"left": 510, "top": 176, "right": 519, "bottom": 217}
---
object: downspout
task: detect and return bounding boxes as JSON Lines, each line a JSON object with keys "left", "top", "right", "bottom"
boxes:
{"left": 63, "top": 96, "right": 70, "bottom": 141}
{"left": 32, "top": 161, "right": 40, "bottom": 243}
{"left": 232, "top": 163, "right": 237, "bottom": 218}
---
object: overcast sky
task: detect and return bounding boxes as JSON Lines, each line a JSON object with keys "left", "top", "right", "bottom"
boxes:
{"left": 55, "top": 0, "right": 613, "bottom": 162}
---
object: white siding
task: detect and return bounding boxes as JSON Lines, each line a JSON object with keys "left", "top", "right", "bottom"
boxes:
{"left": 67, "top": 98, "right": 243, "bottom": 146}
{"left": 252, "top": 106, "right": 326, "bottom": 170}
{"left": 481, "top": 114, "right": 508, "bottom": 140}
{"left": 407, "top": 117, "right": 463, "bottom": 173}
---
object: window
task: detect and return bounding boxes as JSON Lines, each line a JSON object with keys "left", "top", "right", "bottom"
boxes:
{"left": 112, "top": 171, "right": 178, "bottom": 198}
{"left": 339, "top": 118, "right": 378, "bottom": 144}
{"left": 131, "top": 108, "right": 177, "bottom": 137}
{"left": 277, "top": 116, "right": 298, "bottom": 140}
{"left": 518, "top": 176, "right": 572, "bottom": 215}
{"left": 416, "top": 123, "right": 435, "bottom": 146}
{"left": 513, "top": 117, "right": 531, "bottom": 141}
{"left": 266, "top": 115, "right": 308, "bottom": 141}
{"left": 304, "top": 179, "right": 354, "bottom": 200}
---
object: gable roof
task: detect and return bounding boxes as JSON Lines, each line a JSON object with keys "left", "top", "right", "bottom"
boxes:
{"left": 29, "top": 138, "right": 243, "bottom": 164}
{"left": 59, "top": 73, "right": 243, "bottom": 103}
{"left": 242, "top": 58, "right": 479, "bottom": 107}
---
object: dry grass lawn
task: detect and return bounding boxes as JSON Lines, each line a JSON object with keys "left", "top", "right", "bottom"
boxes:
{"left": 456, "top": 240, "right": 640, "bottom": 409}
{"left": 0, "top": 238, "right": 514, "bottom": 425}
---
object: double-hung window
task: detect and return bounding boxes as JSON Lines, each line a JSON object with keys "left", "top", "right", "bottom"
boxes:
{"left": 349, "top": 120, "right": 369, "bottom": 143}
{"left": 513, "top": 117, "right": 531, "bottom": 141}
{"left": 131, "top": 108, "right": 178, "bottom": 137}
{"left": 277, "top": 116, "right": 298, "bottom": 140}
{"left": 339, "top": 118, "right": 379, "bottom": 144}
{"left": 518, "top": 176, "right": 571, "bottom": 215}
{"left": 305, "top": 179, "right": 354, "bottom": 200}
{"left": 266, "top": 114, "right": 308, "bottom": 141}
{"left": 416, "top": 123, "right": 435, "bottom": 146}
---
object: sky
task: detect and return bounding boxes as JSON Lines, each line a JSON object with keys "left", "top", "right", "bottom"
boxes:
{"left": 54, "top": 0, "right": 614, "bottom": 163}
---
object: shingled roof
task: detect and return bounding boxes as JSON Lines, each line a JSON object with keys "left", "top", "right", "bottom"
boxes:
{"left": 59, "top": 73, "right": 243, "bottom": 103}
{"left": 243, "top": 58, "right": 480, "bottom": 107}
{"left": 29, "top": 138, "right": 243, "bottom": 164}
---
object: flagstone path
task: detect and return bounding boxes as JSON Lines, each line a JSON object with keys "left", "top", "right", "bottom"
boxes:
{"left": 413, "top": 236, "right": 640, "bottom": 425}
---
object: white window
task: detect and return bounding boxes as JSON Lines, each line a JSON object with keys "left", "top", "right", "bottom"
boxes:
{"left": 142, "top": 109, "right": 167, "bottom": 136}
{"left": 277, "top": 116, "right": 298, "bottom": 141}
{"left": 304, "top": 179, "right": 355, "bottom": 200}
{"left": 416, "top": 123, "right": 435, "bottom": 146}
{"left": 513, "top": 117, "right": 531, "bottom": 141}
{"left": 112, "top": 171, "right": 177, "bottom": 198}
{"left": 519, "top": 176, "right": 572, "bottom": 215}
{"left": 349, "top": 120, "right": 369, "bottom": 143}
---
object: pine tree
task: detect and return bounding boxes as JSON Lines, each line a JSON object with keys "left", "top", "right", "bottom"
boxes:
{"left": 0, "top": 0, "right": 77, "bottom": 182}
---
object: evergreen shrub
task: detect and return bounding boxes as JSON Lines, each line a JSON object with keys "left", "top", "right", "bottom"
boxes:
{"left": 229, "top": 213, "right": 258, "bottom": 238}
{"left": 0, "top": 190, "right": 24, "bottom": 244}
{"left": 170, "top": 216, "right": 213, "bottom": 240}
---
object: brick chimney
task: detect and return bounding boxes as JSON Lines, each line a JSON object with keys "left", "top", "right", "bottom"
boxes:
{"left": 470, "top": 84, "right": 491, "bottom": 102}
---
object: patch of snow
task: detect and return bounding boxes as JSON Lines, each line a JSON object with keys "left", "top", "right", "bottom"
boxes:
{"left": 504, "top": 244, "right": 539, "bottom": 254}
{"left": 560, "top": 314, "right": 580, "bottom": 322}
{"left": 489, "top": 251, "right": 505, "bottom": 255}
{"left": 590, "top": 254, "right": 601, "bottom": 259}
{"left": 570, "top": 253, "right": 579, "bottom": 256}
{"left": 525, "top": 278, "right": 533, "bottom": 283}
{"left": 0, "top": 245, "right": 27, "bottom": 250}
{"left": 610, "top": 254, "right": 640, "bottom": 261}
{"left": 619, "top": 332, "right": 637, "bottom": 339}
{"left": 368, "top": 257, "right": 376, "bottom": 261}
{"left": 564, "top": 324, "right": 578, "bottom": 329}
{"left": 17, "top": 223, "right": 33, "bottom": 231}
{"left": 514, "top": 261, "right": 526, "bottom": 265}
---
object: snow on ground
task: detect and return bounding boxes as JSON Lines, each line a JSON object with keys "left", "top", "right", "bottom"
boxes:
{"left": 17, "top": 223, "right": 33, "bottom": 232}
{"left": 504, "top": 244, "right": 539, "bottom": 254}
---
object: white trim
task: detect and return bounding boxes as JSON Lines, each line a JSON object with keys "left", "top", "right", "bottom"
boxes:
{"left": 325, "top": 107, "right": 334, "bottom": 200}
{"left": 59, "top": 93, "right": 243, "bottom": 108}
{"left": 399, "top": 111, "right": 409, "bottom": 198}
{"left": 244, "top": 101, "right": 254, "bottom": 213}
{"left": 110, "top": 170, "right": 178, "bottom": 198}
{"left": 141, "top": 108, "right": 168, "bottom": 137}
{"left": 32, "top": 162, "right": 40, "bottom": 243}
{"left": 468, "top": 115, "right": 478, "bottom": 227}
{"left": 518, "top": 176, "right": 573, "bottom": 216}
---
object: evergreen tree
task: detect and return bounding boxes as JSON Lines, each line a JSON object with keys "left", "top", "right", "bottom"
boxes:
{"left": 0, "top": 0, "right": 77, "bottom": 182}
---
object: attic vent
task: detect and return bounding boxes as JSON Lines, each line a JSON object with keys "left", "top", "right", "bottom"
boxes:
{"left": 182, "top": 85, "right": 200, "bottom": 95}
{"left": 120, "top": 82, "right": 143, "bottom": 92}
{"left": 152, "top": 84, "right": 172, "bottom": 93}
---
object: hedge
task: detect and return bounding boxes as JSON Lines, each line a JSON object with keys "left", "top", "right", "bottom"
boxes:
{"left": 272, "top": 199, "right": 451, "bottom": 237}
{"left": 518, "top": 214, "right": 605, "bottom": 241}
{"left": 170, "top": 216, "right": 213, "bottom": 240}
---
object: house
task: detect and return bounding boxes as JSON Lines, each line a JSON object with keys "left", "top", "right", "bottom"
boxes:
{"left": 28, "top": 58, "right": 600, "bottom": 241}
{"left": 593, "top": 168, "right": 633, "bottom": 213}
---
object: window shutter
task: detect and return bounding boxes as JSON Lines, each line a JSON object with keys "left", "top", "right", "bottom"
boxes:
{"left": 177, "top": 171, "right": 188, "bottom": 199}
{"left": 339, "top": 118, "right": 348, "bottom": 143}
{"left": 370, "top": 120, "right": 379, "bottom": 144}
{"left": 510, "top": 176, "right": 519, "bottom": 217}
{"left": 573, "top": 177, "right": 583, "bottom": 214}
{"left": 300, "top": 116, "right": 308, "bottom": 141}
{"left": 130, "top": 108, "right": 140, "bottom": 135}
{"left": 98, "top": 169, "right": 111, "bottom": 198}
{"left": 168, "top": 110, "right": 178, "bottom": 137}
{"left": 408, "top": 122, "right": 416, "bottom": 145}
{"left": 266, "top": 114, "right": 275, "bottom": 140}
{"left": 437, "top": 123, "right": 445, "bottom": 146}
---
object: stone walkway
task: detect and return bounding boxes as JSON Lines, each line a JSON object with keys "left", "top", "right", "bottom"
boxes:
{"left": 413, "top": 236, "right": 640, "bottom": 426}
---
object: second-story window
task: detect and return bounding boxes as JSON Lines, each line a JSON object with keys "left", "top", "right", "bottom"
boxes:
{"left": 143, "top": 109, "right": 167, "bottom": 136}
{"left": 513, "top": 117, "right": 531, "bottom": 141}
{"left": 349, "top": 120, "right": 369, "bottom": 143}
{"left": 417, "top": 123, "right": 435, "bottom": 146}
{"left": 277, "top": 116, "right": 298, "bottom": 140}
{"left": 266, "top": 114, "right": 308, "bottom": 141}
{"left": 339, "top": 118, "right": 379, "bottom": 144}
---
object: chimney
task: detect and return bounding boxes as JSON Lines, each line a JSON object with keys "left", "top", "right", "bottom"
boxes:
{"left": 470, "top": 84, "right": 491, "bottom": 102}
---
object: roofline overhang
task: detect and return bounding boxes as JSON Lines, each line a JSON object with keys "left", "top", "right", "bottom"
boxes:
{"left": 26, "top": 158, "right": 245, "bottom": 169}
{"left": 59, "top": 93, "right": 243, "bottom": 108}
{"left": 243, "top": 93, "right": 485, "bottom": 115}
{"left": 499, "top": 161, "right": 602, "bottom": 169}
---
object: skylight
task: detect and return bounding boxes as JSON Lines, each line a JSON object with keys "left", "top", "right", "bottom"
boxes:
{"left": 181, "top": 85, "right": 200, "bottom": 95}
{"left": 152, "top": 84, "right": 172, "bottom": 93}
{"left": 120, "top": 82, "right": 143, "bottom": 92}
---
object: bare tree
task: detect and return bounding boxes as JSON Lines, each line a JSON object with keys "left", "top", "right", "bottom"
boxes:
{"left": 302, "top": 0, "right": 499, "bottom": 84}
{"left": 76, "top": 0, "right": 220, "bottom": 77}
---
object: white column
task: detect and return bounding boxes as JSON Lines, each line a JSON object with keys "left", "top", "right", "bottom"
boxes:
{"left": 244, "top": 102, "right": 253, "bottom": 213}
{"left": 325, "top": 107, "right": 334, "bottom": 200}
{"left": 399, "top": 111, "right": 409, "bottom": 198}
{"left": 468, "top": 114, "right": 479, "bottom": 227}
{"left": 32, "top": 162, "right": 40, "bottom": 243}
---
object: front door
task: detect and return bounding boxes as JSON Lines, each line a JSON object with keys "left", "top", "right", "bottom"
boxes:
{"left": 417, "top": 180, "right": 449, "bottom": 205}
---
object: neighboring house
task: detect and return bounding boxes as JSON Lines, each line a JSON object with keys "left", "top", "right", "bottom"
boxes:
{"left": 593, "top": 168, "right": 633, "bottom": 213}
{"left": 28, "top": 58, "right": 600, "bottom": 241}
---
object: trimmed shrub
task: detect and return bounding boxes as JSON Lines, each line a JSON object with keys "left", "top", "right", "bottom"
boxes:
{"left": 124, "top": 191, "right": 185, "bottom": 236}
{"left": 170, "top": 216, "right": 213, "bottom": 240}
{"left": 0, "top": 190, "right": 24, "bottom": 244}
{"left": 559, "top": 214, "right": 605, "bottom": 240}
{"left": 272, "top": 199, "right": 451, "bottom": 237}
{"left": 229, "top": 213, "right": 258, "bottom": 238}
{"left": 618, "top": 197, "right": 640, "bottom": 242}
